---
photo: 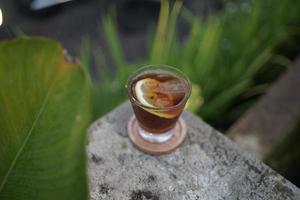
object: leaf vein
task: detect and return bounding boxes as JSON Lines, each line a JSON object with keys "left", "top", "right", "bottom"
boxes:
{"left": 0, "top": 89, "right": 52, "bottom": 192}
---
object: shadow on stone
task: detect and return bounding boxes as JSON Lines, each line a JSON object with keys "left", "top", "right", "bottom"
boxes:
{"left": 130, "top": 190, "right": 159, "bottom": 200}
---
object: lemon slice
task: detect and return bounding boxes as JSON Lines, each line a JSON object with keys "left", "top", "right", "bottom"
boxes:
{"left": 134, "top": 78, "right": 177, "bottom": 119}
{"left": 134, "top": 78, "right": 158, "bottom": 108}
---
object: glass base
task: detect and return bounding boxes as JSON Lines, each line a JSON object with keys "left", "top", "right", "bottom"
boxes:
{"left": 138, "top": 127, "right": 175, "bottom": 143}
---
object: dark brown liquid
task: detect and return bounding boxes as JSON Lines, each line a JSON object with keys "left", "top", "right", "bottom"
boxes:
{"left": 130, "top": 72, "right": 188, "bottom": 133}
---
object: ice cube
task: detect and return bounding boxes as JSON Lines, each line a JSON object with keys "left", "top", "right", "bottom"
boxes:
{"left": 159, "top": 79, "right": 186, "bottom": 94}
{"left": 157, "top": 79, "right": 186, "bottom": 104}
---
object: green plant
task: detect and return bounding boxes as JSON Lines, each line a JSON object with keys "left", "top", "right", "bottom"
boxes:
{"left": 87, "top": 0, "right": 300, "bottom": 129}
{"left": 265, "top": 115, "right": 300, "bottom": 186}
{"left": 0, "top": 38, "right": 90, "bottom": 199}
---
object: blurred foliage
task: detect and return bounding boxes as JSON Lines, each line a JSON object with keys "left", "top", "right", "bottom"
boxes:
{"left": 84, "top": 0, "right": 300, "bottom": 129}
{"left": 265, "top": 115, "right": 300, "bottom": 186}
{"left": 0, "top": 38, "right": 90, "bottom": 199}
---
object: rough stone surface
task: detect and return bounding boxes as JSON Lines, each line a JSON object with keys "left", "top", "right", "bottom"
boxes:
{"left": 228, "top": 58, "right": 300, "bottom": 159}
{"left": 87, "top": 102, "right": 300, "bottom": 200}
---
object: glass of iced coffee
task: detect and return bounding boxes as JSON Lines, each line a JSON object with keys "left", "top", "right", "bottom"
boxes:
{"left": 127, "top": 64, "right": 191, "bottom": 143}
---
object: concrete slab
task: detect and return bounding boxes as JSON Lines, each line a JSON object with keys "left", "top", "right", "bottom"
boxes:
{"left": 87, "top": 102, "right": 300, "bottom": 200}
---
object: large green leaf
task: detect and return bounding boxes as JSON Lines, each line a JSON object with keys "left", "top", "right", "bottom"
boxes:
{"left": 0, "top": 38, "right": 90, "bottom": 200}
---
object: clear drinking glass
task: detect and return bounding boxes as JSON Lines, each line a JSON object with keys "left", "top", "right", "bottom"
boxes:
{"left": 127, "top": 64, "right": 191, "bottom": 143}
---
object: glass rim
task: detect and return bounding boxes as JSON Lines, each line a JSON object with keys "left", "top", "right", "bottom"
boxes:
{"left": 126, "top": 64, "right": 192, "bottom": 111}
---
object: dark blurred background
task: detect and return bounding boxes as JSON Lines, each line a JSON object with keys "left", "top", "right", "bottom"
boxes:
{"left": 0, "top": 0, "right": 221, "bottom": 61}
